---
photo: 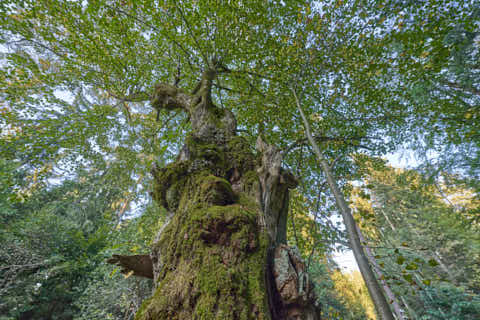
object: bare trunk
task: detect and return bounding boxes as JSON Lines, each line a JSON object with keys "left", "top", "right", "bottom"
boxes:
{"left": 432, "top": 250, "right": 456, "bottom": 284}
{"left": 410, "top": 227, "right": 457, "bottom": 285}
{"left": 293, "top": 89, "right": 395, "bottom": 320}
{"left": 371, "top": 193, "right": 396, "bottom": 232}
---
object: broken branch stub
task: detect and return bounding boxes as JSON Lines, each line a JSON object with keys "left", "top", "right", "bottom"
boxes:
{"left": 257, "top": 136, "right": 298, "bottom": 244}
{"left": 107, "top": 254, "right": 153, "bottom": 279}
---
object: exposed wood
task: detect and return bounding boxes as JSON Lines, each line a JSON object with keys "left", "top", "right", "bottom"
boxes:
{"left": 257, "top": 136, "right": 298, "bottom": 244}
{"left": 107, "top": 254, "right": 154, "bottom": 279}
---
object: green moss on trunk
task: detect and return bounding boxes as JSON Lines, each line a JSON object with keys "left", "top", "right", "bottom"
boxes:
{"left": 139, "top": 134, "right": 272, "bottom": 319}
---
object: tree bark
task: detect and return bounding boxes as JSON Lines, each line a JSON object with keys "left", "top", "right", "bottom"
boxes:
{"left": 355, "top": 225, "right": 405, "bottom": 319}
{"left": 110, "top": 68, "right": 320, "bottom": 319}
{"left": 293, "top": 88, "right": 395, "bottom": 320}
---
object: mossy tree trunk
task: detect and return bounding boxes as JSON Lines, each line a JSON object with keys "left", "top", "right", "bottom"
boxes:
{"left": 110, "top": 66, "right": 320, "bottom": 319}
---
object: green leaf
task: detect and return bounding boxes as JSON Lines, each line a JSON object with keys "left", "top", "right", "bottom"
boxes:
{"left": 402, "top": 274, "right": 413, "bottom": 283}
{"left": 427, "top": 259, "right": 439, "bottom": 267}
{"left": 109, "top": 267, "right": 119, "bottom": 277}
{"left": 405, "top": 262, "right": 418, "bottom": 271}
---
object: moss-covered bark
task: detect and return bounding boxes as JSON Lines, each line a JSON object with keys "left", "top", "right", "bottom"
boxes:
{"left": 125, "top": 67, "right": 319, "bottom": 319}
{"left": 137, "top": 130, "right": 272, "bottom": 319}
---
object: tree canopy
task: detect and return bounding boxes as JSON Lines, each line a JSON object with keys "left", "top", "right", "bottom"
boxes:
{"left": 2, "top": 0, "right": 478, "bottom": 198}
{"left": 1, "top": 0, "right": 479, "bottom": 319}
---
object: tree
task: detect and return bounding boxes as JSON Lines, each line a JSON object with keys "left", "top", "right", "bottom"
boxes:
{"left": 352, "top": 166, "right": 480, "bottom": 319}
{"left": 293, "top": 95, "right": 394, "bottom": 319}
{"left": 2, "top": 1, "right": 478, "bottom": 319}
{"left": 0, "top": 138, "right": 159, "bottom": 320}
{"left": 75, "top": 203, "right": 164, "bottom": 320}
{"left": 331, "top": 270, "right": 376, "bottom": 320}
{"left": 0, "top": 165, "right": 115, "bottom": 319}
{"left": 1, "top": 1, "right": 325, "bottom": 318}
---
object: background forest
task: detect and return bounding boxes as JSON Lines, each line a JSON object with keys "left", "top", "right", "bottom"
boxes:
{"left": 1, "top": 0, "right": 479, "bottom": 319}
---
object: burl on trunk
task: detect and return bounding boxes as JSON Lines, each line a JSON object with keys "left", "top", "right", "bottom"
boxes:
{"left": 108, "top": 67, "right": 320, "bottom": 319}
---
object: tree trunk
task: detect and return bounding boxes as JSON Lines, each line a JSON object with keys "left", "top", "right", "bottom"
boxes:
{"left": 293, "top": 89, "right": 395, "bottom": 320}
{"left": 355, "top": 225, "right": 405, "bottom": 319}
{"left": 432, "top": 250, "right": 457, "bottom": 284}
{"left": 110, "top": 68, "right": 320, "bottom": 319}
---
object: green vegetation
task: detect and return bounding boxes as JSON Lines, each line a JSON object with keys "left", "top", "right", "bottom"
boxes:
{"left": 352, "top": 167, "right": 480, "bottom": 319}
{"left": 1, "top": 0, "right": 479, "bottom": 319}
{"left": 0, "top": 158, "right": 154, "bottom": 319}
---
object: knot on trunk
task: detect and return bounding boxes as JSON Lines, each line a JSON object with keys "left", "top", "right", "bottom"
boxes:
{"left": 150, "top": 161, "right": 190, "bottom": 212}
{"left": 198, "top": 175, "right": 235, "bottom": 205}
{"left": 197, "top": 204, "right": 258, "bottom": 256}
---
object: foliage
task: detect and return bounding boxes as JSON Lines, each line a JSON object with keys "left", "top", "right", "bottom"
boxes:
{"left": 74, "top": 203, "right": 164, "bottom": 320}
{"left": 419, "top": 284, "right": 480, "bottom": 320}
{"left": 74, "top": 264, "right": 152, "bottom": 320}
{"left": 0, "top": 167, "right": 112, "bottom": 319}
{"left": 1, "top": 0, "right": 479, "bottom": 318}
{"left": 0, "top": 151, "right": 160, "bottom": 319}
{"left": 287, "top": 190, "right": 345, "bottom": 262}
{"left": 353, "top": 166, "right": 480, "bottom": 319}
{"left": 331, "top": 270, "right": 376, "bottom": 320}
{"left": 3, "top": 0, "right": 477, "bottom": 206}
{"left": 307, "top": 261, "right": 377, "bottom": 320}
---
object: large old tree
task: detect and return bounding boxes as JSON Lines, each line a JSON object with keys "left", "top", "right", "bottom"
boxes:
{"left": 109, "top": 63, "right": 320, "bottom": 319}
{"left": 1, "top": 0, "right": 478, "bottom": 319}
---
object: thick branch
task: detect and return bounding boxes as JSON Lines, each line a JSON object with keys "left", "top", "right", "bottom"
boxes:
{"left": 151, "top": 83, "right": 193, "bottom": 112}
{"left": 191, "top": 67, "right": 217, "bottom": 105}
{"left": 151, "top": 65, "right": 218, "bottom": 114}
